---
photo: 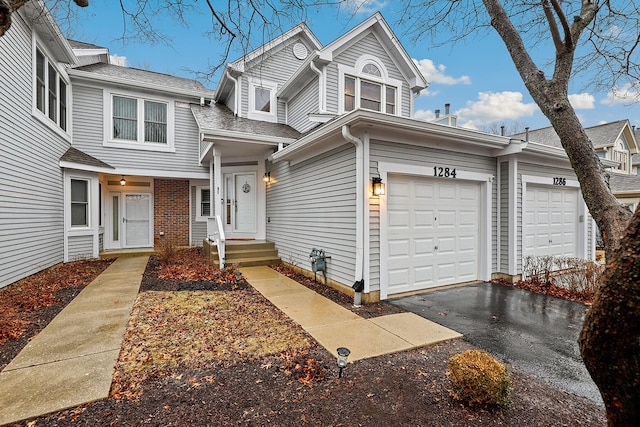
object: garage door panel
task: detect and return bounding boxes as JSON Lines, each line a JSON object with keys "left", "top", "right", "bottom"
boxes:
{"left": 386, "top": 174, "right": 481, "bottom": 295}
{"left": 524, "top": 185, "right": 578, "bottom": 258}
{"left": 415, "top": 238, "right": 434, "bottom": 256}
{"left": 389, "top": 210, "right": 410, "bottom": 228}
{"left": 414, "top": 210, "right": 435, "bottom": 228}
{"left": 388, "top": 239, "right": 410, "bottom": 258}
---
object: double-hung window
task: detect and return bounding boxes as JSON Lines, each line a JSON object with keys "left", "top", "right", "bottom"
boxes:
{"left": 340, "top": 59, "right": 400, "bottom": 115}
{"left": 71, "top": 179, "right": 89, "bottom": 227}
{"left": 195, "top": 186, "right": 211, "bottom": 221}
{"left": 112, "top": 95, "right": 168, "bottom": 145}
{"left": 35, "top": 47, "right": 68, "bottom": 131}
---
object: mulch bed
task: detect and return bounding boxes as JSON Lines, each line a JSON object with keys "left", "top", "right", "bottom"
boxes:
{"left": 2, "top": 249, "right": 606, "bottom": 426}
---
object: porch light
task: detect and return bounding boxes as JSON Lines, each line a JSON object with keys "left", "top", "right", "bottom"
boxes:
{"left": 336, "top": 347, "right": 350, "bottom": 378}
{"left": 120, "top": 176, "right": 126, "bottom": 186}
{"left": 372, "top": 177, "right": 385, "bottom": 196}
{"left": 263, "top": 172, "right": 271, "bottom": 183}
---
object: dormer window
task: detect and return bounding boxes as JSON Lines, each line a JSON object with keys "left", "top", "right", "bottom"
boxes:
{"left": 339, "top": 56, "right": 402, "bottom": 115}
{"left": 612, "top": 139, "right": 630, "bottom": 173}
{"left": 248, "top": 78, "right": 278, "bottom": 123}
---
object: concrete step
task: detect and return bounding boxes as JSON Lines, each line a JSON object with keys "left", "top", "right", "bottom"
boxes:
{"left": 223, "top": 248, "right": 279, "bottom": 261}
{"left": 213, "top": 256, "right": 282, "bottom": 268}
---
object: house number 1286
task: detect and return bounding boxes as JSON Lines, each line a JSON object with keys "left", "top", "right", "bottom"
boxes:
{"left": 434, "top": 167, "right": 457, "bottom": 178}
{"left": 553, "top": 177, "right": 566, "bottom": 185}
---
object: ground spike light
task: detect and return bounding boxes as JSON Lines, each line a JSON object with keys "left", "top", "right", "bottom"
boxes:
{"left": 336, "top": 347, "right": 350, "bottom": 378}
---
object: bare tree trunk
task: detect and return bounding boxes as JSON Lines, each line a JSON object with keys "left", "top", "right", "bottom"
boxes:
{"left": 579, "top": 210, "right": 640, "bottom": 425}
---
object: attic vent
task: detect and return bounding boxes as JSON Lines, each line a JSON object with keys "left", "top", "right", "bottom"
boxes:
{"left": 293, "top": 43, "right": 308, "bottom": 60}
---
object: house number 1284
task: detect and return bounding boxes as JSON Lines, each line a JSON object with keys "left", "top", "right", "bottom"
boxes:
{"left": 434, "top": 167, "right": 457, "bottom": 178}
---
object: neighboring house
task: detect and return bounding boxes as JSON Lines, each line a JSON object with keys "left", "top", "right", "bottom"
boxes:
{"left": 1, "top": 1, "right": 595, "bottom": 301}
{"left": 513, "top": 120, "right": 640, "bottom": 209}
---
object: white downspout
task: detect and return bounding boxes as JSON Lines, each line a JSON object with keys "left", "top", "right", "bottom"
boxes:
{"left": 310, "top": 61, "right": 324, "bottom": 113}
{"left": 226, "top": 71, "right": 239, "bottom": 116}
{"left": 342, "top": 125, "right": 364, "bottom": 286}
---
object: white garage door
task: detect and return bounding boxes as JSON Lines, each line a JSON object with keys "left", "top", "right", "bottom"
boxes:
{"left": 524, "top": 185, "right": 578, "bottom": 258}
{"left": 386, "top": 174, "right": 481, "bottom": 295}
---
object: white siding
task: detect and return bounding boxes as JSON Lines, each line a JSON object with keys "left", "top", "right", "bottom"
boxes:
{"left": 287, "top": 79, "right": 319, "bottom": 133}
{"left": 499, "top": 161, "right": 509, "bottom": 272}
{"left": 370, "top": 140, "right": 498, "bottom": 291}
{"left": 68, "top": 235, "right": 94, "bottom": 260}
{"left": 266, "top": 144, "right": 357, "bottom": 286}
{"left": 0, "top": 15, "right": 69, "bottom": 288}
{"left": 71, "top": 84, "right": 207, "bottom": 174}
{"left": 330, "top": 32, "right": 411, "bottom": 117}
{"left": 191, "top": 185, "right": 207, "bottom": 246}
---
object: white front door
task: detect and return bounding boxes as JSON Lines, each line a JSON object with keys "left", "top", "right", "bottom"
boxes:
{"left": 224, "top": 173, "right": 257, "bottom": 234}
{"left": 524, "top": 185, "right": 578, "bottom": 258}
{"left": 124, "top": 193, "right": 152, "bottom": 247}
{"left": 386, "top": 174, "right": 481, "bottom": 295}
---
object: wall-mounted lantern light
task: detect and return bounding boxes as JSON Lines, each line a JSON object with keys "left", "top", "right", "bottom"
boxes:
{"left": 336, "top": 347, "right": 350, "bottom": 378}
{"left": 372, "top": 177, "right": 385, "bottom": 196}
{"left": 120, "top": 176, "right": 126, "bottom": 186}
{"left": 263, "top": 172, "right": 271, "bottom": 183}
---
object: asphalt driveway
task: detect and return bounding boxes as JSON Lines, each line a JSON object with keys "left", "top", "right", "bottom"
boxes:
{"left": 390, "top": 282, "right": 602, "bottom": 405}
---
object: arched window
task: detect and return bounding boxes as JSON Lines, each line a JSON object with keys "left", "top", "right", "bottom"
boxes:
{"left": 341, "top": 57, "right": 399, "bottom": 115}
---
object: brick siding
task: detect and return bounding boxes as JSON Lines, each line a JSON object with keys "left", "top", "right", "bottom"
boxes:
{"left": 154, "top": 179, "right": 189, "bottom": 246}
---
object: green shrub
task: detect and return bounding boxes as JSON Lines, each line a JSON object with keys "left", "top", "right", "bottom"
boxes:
{"left": 448, "top": 349, "right": 511, "bottom": 406}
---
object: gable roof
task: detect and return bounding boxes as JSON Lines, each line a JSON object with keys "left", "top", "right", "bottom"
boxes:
{"left": 20, "top": 0, "right": 76, "bottom": 64}
{"left": 511, "top": 120, "right": 638, "bottom": 151}
{"left": 69, "top": 63, "right": 215, "bottom": 99}
{"left": 316, "top": 13, "right": 427, "bottom": 91}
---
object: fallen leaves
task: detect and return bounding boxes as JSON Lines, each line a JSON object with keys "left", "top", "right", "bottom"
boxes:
{"left": 112, "top": 289, "right": 312, "bottom": 399}
{"left": 0, "top": 259, "right": 113, "bottom": 345}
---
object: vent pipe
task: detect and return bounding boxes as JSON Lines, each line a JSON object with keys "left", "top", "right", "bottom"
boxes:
{"left": 501, "top": 125, "right": 505, "bottom": 136}
{"left": 525, "top": 127, "right": 530, "bottom": 142}
{"left": 435, "top": 109, "right": 440, "bottom": 119}
{"left": 445, "top": 103, "right": 450, "bottom": 115}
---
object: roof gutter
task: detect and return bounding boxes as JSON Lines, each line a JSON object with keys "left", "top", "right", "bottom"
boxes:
{"left": 309, "top": 61, "right": 325, "bottom": 113}
{"left": 225, "top": 70, "right": 239, "bottom": 116}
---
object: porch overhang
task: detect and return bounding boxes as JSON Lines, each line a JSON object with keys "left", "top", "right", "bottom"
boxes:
{"left": 199, "top": 130, "right": 295, "bottom": 163}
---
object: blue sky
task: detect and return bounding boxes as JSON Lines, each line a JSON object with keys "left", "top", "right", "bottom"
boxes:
{"left": 59, "top": 0, "right": 640, "bottom": 132}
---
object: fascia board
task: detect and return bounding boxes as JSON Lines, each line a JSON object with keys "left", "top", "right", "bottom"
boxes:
{"left": 59, "top": 161, "right": 114, "bottom": 174}
{"left": 272, "top": 110, "right": 510, "bottom": 162}
{"left": 22, "top": 1, "right": 77, "bottom": 65}
{"left": 68, "top": 69, "right": 215, "bottom": 100}
{"left": 201, "top": 128, "right": 296, "bottom": 145}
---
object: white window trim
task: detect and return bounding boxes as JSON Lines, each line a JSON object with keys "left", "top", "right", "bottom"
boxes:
{"left": 247, "top": 77, "right": 278, "bottom": 123}
{"left": 337, "top": 55, "right": 403, "bottom": 116}
{"left": 103, "top": 89, "right": 175, "bottom": 152}
{"left": 31, "top": 37, "right": 71, "bottom": 140}
{"left": 195, "top": 185, "right": 211, "bottom": 222}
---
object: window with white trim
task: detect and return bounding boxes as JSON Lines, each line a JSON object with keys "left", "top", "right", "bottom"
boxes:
{"left": 35, "top": 47, "right": 68, "bottom": 131}
{"left": 195, "top": 186, "right": 211, "bottom": 221}
{"left": 248, "top": 78, "right": 278, "bottom": 123}
{"left": 112, "top": 95, "right": 168, "bottom": 144}
{"left": 71, "top": 179, "right": 89, "bottom": 227}
{"left": 340, "top": 59, "right": 400, "bottom": 115}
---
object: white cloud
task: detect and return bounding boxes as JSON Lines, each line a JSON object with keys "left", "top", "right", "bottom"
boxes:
{"left": 110, "top": 54, "right": 127, "bottom": 66}
{"left": 413, "top": 58, "right": 471, "bottom": 92}
{"left": 456, "top": 91, "right": 538, "bottom": 129}
{"left": 414, "top": 109, "right": 436, "bottom": 121}
{"left": 602, "top": 83, "right": 640, "bottom": 105}
{"left": 568, "top": 93, "right": 595, "bottom": 109}
{"left": 343, "top": 0, "right": 387, "bottom": 14}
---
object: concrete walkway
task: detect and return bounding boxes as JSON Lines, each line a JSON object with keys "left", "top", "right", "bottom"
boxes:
{"left": 0, "top": 256, "right": 148, "bottom": 426}
{"left": 241, "top": 266, "right": 462, "bottom": 362}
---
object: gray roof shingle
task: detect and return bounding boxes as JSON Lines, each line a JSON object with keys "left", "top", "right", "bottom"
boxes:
{"left": 609, "top": 173, "right": 640, "bottom": 194}
{"left": 68, "top": 39, "right": 106, "bottom": 50}
{"left": 60, "top": 147, "right": 113, "bottom": 169}
{"left": 511, "top": 120, "right": 628, "bottom": 149}
{"left": 72, "top": 63, "right": 214, "bottom": 95}
{"left": 191, "top": 103, "right": 301, "bottom": 140}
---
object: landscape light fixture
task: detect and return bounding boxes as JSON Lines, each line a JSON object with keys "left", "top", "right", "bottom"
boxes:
{"left": 120, "top": 176, "right": 126, "bottom": 186}
{"left": 336, "top": 347, "right": 350, "bottom": 378}
{"left": 263, "top": 172, "right": 271, "bottom": 183}
{"left": 372, "top": 177, "right": 385, "bottom": 196}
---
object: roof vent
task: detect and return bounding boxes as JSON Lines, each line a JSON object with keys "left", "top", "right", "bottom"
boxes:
{"left": 293, "top": 42, "right": 308, "bottom": 60}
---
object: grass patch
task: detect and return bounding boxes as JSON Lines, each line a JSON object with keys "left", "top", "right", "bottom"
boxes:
{"left": 111, "top": 289, "right": 311, "bottom": 399}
